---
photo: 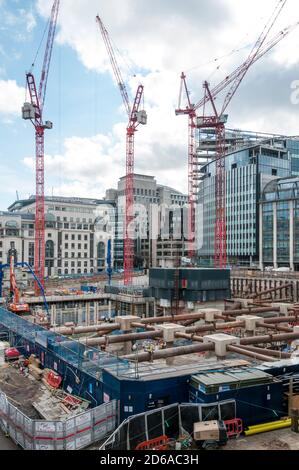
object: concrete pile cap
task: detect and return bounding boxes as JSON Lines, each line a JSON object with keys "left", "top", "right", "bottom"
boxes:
{"left": 203, "top": 333, "right": 240, "bottom": 357}
{"left": 272, "top": 303, "right": 291, "bottom": 315}
{"left": 236, "top": 315, "right": 262, "bottom": 331}
{"left": 234, "top": 298, "right": 254, "bottom": 308}
{"left": 156, "top": 323, "right": 186, "bottom": 342}
{"left": 199, "top": 308, "right": 222, "bottom": 322}
{"left": 115, "top": 316, "right": 140, "bottom": 330}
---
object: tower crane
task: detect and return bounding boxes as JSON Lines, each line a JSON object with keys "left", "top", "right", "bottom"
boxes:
{"left": 176, "top": 0, "right": 294, "bottom": 268}
{"left": 96, "top": 15, "right": 147, "bottom": 286}
{"left": 22, "top": 0, "right": 60, "bottom": 292}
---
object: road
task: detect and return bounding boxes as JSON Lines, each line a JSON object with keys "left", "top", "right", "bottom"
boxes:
{"left": 0, "top": 428, "right": 18, "bottom": 450}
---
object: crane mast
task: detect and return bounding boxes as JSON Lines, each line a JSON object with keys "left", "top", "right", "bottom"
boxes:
{"left": 96, "top": 15, "right": 147, "bottom": 285}
{"left": 176, "top": 0, "right": 292, "bottom": 268}
{"left": 22, "top": 0, "right": 60, "bottom": 292}
{"left": 176, "top": 73, "right": 197, "bottom": 260}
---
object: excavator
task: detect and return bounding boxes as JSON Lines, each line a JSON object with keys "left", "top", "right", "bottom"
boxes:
{"left": 8, "top": 254, "right": 30, "bottom": 315}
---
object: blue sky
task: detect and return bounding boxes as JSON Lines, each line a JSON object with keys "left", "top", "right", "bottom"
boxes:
{"left": 0, "top": 0, "right": 299, "bottom": 211}
{"left": 0, "top": 0, "right": 123, "bottom": 208}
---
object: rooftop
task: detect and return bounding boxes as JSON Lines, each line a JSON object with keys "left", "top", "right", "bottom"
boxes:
{"left": 8, "top": 196, "right": 115, "bottom": 213}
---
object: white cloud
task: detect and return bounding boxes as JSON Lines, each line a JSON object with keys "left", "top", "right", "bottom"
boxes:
{"left": 32, "top": 0, "right": 299, "bottom": 197}
{"left": 22, "top": 10, "right": 37, "bottom": 33}
{"left": 0, "top": 80, "right": 24, "bottom": 115}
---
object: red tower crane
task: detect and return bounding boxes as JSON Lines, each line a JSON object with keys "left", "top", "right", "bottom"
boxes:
{"left": 176, "top": 0, "right": 292, "bottom": 268}
{"left": 96, "top": 15, "right": 147, "bottom": 286}
{"left": 22, "top": 0, "right": 60, "bottom": 292}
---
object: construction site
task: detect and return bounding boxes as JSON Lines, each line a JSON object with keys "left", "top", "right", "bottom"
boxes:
{"left": 1, "top": 0, "right": 299, "bottom": 454}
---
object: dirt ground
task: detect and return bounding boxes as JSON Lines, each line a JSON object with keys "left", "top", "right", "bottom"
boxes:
{"left": 0, "top": 364, "right": 44, "bottom": 419}
{"left": 224, "top": 428, "right": 299, "bottom": 451}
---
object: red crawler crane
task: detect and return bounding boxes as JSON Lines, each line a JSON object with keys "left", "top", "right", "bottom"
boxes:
{"left": 96, "top": 15, "right": 147, "bottom": 286}
{"left": 8, "top": 255, "right": 30, "bottom": 315}
{"left": 22, "top": 0, "right": 60, "bottom": 292}
{"left": 176, "top": 0, "right": 293, "bottom": 268}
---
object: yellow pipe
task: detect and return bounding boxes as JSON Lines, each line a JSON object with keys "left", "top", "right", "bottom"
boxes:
{"left": 245, "top": 419, "right": 291, "bottom": 436}
{"left": 247, "top": 418, "right": 290, "bottom": 431}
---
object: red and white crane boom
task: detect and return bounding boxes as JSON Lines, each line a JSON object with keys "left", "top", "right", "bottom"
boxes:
{"left": 176, "top": 0, "right": 293, "bottom": 268}
{"left": 22, "top": 0, "right": 60, "bottom": 292}
{"left": 96, "top": 15, "right": 147, "bottom": 285}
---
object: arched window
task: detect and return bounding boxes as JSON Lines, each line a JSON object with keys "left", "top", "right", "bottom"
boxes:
{"left": 97, "top": 242, "right": 106, "bottom": 271}
{"left": 65, "top": 269, "right": 68, "bottom": 275}
{"left": 97, "top": 242, "right": 105, "bottom": 259}
{"left": 45, "top": 240, "right": 54, "bottom": 259}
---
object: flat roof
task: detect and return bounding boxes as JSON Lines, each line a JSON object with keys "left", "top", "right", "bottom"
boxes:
{"left": 191, "top": 368, "right": 273, "bottom": 387}
{"left": 106, "top": 359, "right": 250, "bottom": 381}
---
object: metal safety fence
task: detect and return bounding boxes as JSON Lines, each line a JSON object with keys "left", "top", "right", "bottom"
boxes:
{"left": 100, "top": 400, "right": 236, "bottom": 450}
{"left": 0, "top": 392, "right": 117, "bottom": 450}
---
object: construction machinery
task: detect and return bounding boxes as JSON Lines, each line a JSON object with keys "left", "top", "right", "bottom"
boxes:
{"left": 176, "top": 0, "right": 297, "bottom": 268}
{"left": 96, "top": 15, "right": 147, "bottom": 286}
{"left": 8, "top": 255, "right": 30, "bottom": 315}
{"left": 22, "top": 0, "right": 60, "bottom": 292}
{"left": 193, "top": 420, "right": 228, "bottom": 450}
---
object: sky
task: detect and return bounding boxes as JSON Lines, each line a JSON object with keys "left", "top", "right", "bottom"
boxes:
{"left": 0, "top": 0, "right": 299, "bottom": 210}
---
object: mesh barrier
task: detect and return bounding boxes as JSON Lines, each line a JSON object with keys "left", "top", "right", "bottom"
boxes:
{"left": 101, "top": 401, "right": 236, "bottom": 450}
{"left": 0, "top": 307, "right": 130, "bottom": 378}
{"left": 0, "top": 391, "right": 117, "bottom": 450}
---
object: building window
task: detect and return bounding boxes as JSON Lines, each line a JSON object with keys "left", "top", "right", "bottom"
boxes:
{"left": 45, "top": 240, "right": 54, "bottom": 259}
{"left": 65, "top": 269, "right": 68, "bottom": 274}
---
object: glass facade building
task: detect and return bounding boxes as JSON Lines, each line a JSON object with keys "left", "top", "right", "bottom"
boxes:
{"left": 260, "top": 177, "right": 299, "bottom": 270}
{"left": 197, "top": 138, "right": 298, "bottom": 267}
